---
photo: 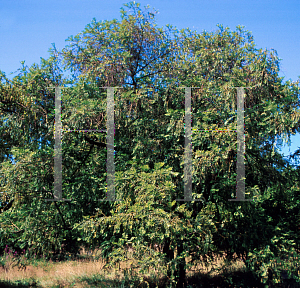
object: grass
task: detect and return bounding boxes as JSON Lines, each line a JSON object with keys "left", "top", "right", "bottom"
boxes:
{"left": 0, "top": 245, "right": 298, "bottom": 287}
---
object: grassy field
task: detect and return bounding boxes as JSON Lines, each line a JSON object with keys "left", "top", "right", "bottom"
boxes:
{"left": 0, "top": 245, "right": 297, "bottom": 287}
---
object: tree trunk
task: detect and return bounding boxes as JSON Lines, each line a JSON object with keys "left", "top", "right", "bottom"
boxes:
{"left": 175, "top": 240, "right": 186, "bottom": 288}
{"left": 163, "top": 238, "right": 174, "bottom": 280}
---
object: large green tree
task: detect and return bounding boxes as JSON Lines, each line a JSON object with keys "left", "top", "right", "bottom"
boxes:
{"left": 1, "top": 2, "right": 300, "bottom": 286}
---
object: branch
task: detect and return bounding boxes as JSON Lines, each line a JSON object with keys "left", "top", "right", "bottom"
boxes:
{"left": 135, "top": 47, "right": 171, "bottom": 75}
{"left": 44, "top": 188, "right": 73, "bottom": 231}
{"left": 84, "top": 135, "right": 115, "bottom": 150}
{"left": 69, "top": 141, "right": 95, "bottom": 181}
{"left": 0, "top": 199, "right": 14, "bottom": 214}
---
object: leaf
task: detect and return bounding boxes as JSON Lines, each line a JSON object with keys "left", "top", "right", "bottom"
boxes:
{"left": 154, "top": 162, "right": 164, "bottom": 170}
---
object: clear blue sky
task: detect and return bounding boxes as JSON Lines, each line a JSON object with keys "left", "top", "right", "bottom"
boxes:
{"left": 0, "top": 0, "right": 299, "bottom": 165}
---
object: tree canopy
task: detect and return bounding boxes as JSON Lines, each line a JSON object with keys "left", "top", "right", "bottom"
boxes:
{"left": 0, "top": 2, "right": 300, "bottom": 286}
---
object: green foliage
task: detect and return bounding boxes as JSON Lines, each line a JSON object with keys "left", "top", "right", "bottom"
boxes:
{"left": 0, "top": 2, "right": 299, "bottom": 287}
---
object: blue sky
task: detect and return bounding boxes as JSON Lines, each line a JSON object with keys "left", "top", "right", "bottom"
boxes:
{"left": 0, "top": 0, "right": 299, "bottom": 166}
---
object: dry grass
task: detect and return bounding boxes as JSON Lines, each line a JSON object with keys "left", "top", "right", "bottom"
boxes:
{"left": 0, "top": 245, "right": 248, "bottom": 287}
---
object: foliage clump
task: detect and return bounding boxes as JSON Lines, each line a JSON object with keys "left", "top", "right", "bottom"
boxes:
{"left": 0, "top": 1, "right": 299, "bottom": 287}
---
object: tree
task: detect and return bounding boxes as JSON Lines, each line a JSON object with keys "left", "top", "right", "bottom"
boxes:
{"left": 0, "top": 2, "right": 299, "bottom": 286}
